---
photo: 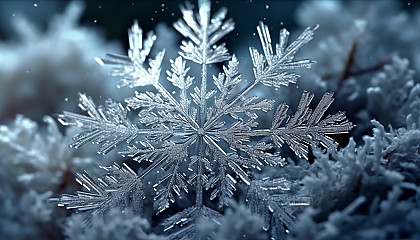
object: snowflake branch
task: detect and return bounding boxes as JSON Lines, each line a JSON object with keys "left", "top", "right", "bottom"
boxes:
{"left": 250, "top": 22, "right": 317, "bottom": 87}
{"left": 124, "top": 139, "right": 192, "bottom": 213}
{"left": 95, "top": 21, "right": 165, "bottom": 88}
{"left": 173, "top": 0, "right": 234, "bottom": 65}
{"left": 249, "top": 92, "right": 354, "bottom": 159}
{"left": 205, "top": 144, "right": 253, "bottom": 208}
{"left": 154, "top": 163, "right": 188, "bottom": 213}
{"left": 53, "top": 163, "right": 144, "bottom": 222}
{"left": 121, "top": 135, "right": 196, "bottom": 165}
{"left": 154, "top": 81, "right": 200, "bottom": 130}
{"left": 57, "top": 93, "right": 145, "bottom": 155}
{"left": 204, "top": 23, "right": 317, "bottom": 131}
{"left": 247, "top": 178, "right": 310, "bottom": 233}
{"left": 166, "top": 56, "right": 194, "bottom": 111}
{"left": 225, "top": 96, "right": 274, "bottom": 121}
{"left": 96, "top": 20, "right": 200, "bottom": 132}
{"left": 163, "top": 205, "right": 223, "bottom": 240}
{"left": 212, "top": 120, "right": 286, "bottom": 167}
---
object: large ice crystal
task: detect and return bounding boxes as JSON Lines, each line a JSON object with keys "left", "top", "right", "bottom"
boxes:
{"left": 54, "top": 0, "right": 353, "bottom": 238}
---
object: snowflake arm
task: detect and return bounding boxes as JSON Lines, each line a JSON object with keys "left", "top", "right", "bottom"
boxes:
{"left": 57, "top": 93, "right": 143, "bottom": 155}
{"left": 121, "top": 136, "right": 196, "bottom": 212}
{"left": 54, "top": 163, "right": 144, "bottom": 221}
{"left": 95, "top": 21, "right": 164, "bottom": 88}
{"left": 213, "top": 55, "right": 241, "bottom": 107}
{"left": 153, "top": 162, "right": 188, "bottom": 213}
{"left": 215, "top": 92, "right": 354, "bottom": 160}
{"left": 204, "top": 23, "right": 317, "bottom": 131}
{"left": 174, "top": 1, "right": 234, "bottom": 64}
{"left": 247, "top": 178, "right": 310, "bottom": 235}
{"left": 166, "top": 56, "right": 195, "bottom": 111}
{"left": 57, "top": 93, "right": 191, "bottom": 155}
{"left": 163, "top": 205, "right": 223, "bottom": 240}
{"left": 171, "top": 0, "right": 238, "bottom": 209}
{"left": 250, "top": 22, "right": 318, "bottom": 88}
{"left": 205, "top": 145, "right": 251, "bottom": 208}
{"left": 268, "top": 91, "right": 354, "bottom": 159}
{"left": 96, "top": 22, "right": 199, "bottom": 131}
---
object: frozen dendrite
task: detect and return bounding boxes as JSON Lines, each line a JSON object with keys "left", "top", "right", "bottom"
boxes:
{"left": 54, "top": 0, "right": 353, "bottom": 238}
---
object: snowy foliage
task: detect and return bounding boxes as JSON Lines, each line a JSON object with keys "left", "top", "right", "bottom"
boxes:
{"left": 297, "top": 0, "right": 420, "bottom": 74}
{"left": 65, "top": 208, "right": 165, "bottom": 240}
{"left": 285, "top": 0, "right": 420, "bottom": 140}
{"left": 198, "top": 200, "right": 267, "bottom": 240}
{"left": 53, "top": 0, "right": 353, "bottom": 238}
{"left": 0, "top": 115, "right": 99, "bottom": 239}
{"left": 0, "top": 115, "right": 97, "bottom": 191}
{"left": 0, "top": 2, "right": 122, "bottom": 122}
{"left": 290, "top": 114, "right": 420, "bottom": 240}
{"left": 295, "top": 0, "right": 420, "bottom": 86}
{"left": 364, "top": 56, "right": 420, "bottom": 128}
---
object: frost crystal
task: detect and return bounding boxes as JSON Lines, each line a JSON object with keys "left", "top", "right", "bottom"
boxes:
{"left": 54, "top": 0, "right": 353, "bottom": 238}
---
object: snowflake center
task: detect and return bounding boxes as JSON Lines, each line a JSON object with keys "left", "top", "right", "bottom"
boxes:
{"left": 197, "top": 128, "right": 206, "bottom": 136}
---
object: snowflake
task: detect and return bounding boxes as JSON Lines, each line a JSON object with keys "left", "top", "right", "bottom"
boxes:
{"left": 55, "top": 0, "right": 353, "bottom": 238}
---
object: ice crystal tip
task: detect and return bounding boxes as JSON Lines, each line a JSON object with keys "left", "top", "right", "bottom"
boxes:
{"left": 94, "top": 57, "right": 104, "bottom": 66}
